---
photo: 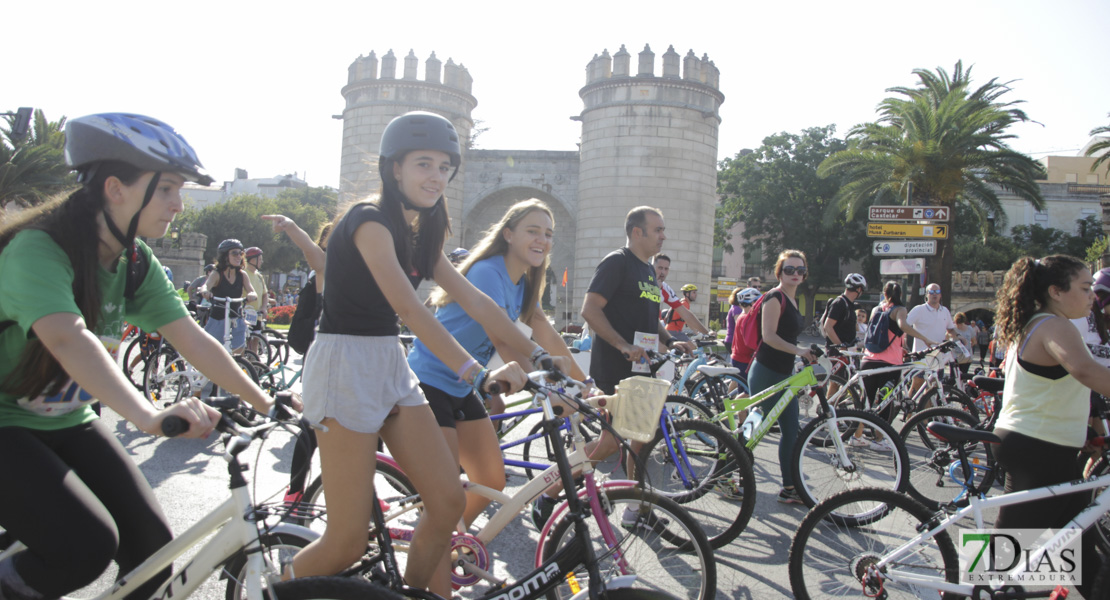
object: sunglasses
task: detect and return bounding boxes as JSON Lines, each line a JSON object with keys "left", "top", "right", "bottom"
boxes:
{"left": 781, "top": 266, "right": 807, "bottom": 276}
{"left": 927, "top": 289, "right": 942, "bottom": 295}
{"left": 229, "top": 250, "right": 244, "bottom": 257}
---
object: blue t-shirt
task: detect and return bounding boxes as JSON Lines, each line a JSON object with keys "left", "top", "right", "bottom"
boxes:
{"left": 408, "top": 255, "right": 525, "bottom": 397}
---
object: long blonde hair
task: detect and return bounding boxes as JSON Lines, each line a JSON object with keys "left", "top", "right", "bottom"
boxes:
{"left": 430, "top": 199, "right": 554, "bottom": 324}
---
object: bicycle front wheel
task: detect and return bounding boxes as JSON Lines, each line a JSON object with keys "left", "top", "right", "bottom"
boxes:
{"left": 788, "top": 487, "right": 961, "bottom": 600}
{"left": 223, "top": 531, "right": 313, "bottom": 600}
{"left": 539, "top": 487, "right": 715, "bottom": 600}
{"left": 898, "top": 407, "right": 995, "bottom": 511}
{"left": 636, "top": 418, "right": 755, "bottom": 548}
{"left": 791, "top": 408, "right": 909, "bottom": 522}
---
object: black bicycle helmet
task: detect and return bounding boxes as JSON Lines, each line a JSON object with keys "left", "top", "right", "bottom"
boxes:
{"left": 378, "top": 111, "right": 462, "bottom": 213}
{"left": 217, "top": 239, "right": 244, "bottom": 256}
{"left": 204, "top": 263, "right": 215, "bottom": 273}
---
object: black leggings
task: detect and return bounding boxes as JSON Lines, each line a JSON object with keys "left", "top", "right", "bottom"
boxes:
{"left": 860, "top": 359, "right": 900, "bottom": 422}
{"left": 0, "top": 420, "right": 172, "bottom": 600}
{"left": 995, "top": 429, "right": 1098, "bottom": 598}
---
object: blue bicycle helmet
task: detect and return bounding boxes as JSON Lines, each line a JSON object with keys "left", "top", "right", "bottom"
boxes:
{"left": 162, "top": 266, "right": 174, "bottom": 282}
{"left": 65, "top": 113, "right": 213, "bottom": 186}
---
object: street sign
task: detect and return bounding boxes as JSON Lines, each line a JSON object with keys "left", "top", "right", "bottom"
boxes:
{"left": 880, "top": 258, "right": 925, "bottom": 275}
{"left": 868, "top": 205, "right": 950, "bottom": 221}
{"left": 867, "top": 222, "right": 948, "bottom": 239}
{"left": 871, "top": 240, "right": 938, "bottom": 256}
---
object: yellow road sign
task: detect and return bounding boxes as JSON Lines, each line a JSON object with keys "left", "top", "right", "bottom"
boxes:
{"left": 867, "top": 222, "right": 948, "bottom": 239}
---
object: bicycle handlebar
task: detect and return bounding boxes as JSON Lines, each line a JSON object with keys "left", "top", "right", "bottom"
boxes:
{"left": 160, "top": 392, "right": 296, "bottom": 437}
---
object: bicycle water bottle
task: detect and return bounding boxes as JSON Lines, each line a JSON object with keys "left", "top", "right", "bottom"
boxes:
{"left": 741, "top": 407, "right": 764, "bottom": 442}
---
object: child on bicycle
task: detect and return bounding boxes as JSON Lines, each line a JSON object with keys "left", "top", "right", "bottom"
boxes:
{"left": 994, "top": 255, "right": 1110, "bottom": 598}
{"left": 0, "top": 113, "right": 275, "bottom": 600}
{"left": 285, "top": 112, "right": 549, "bottom": 596}
{"left": 408, "top": 199, "right": 583, "bottom": 531}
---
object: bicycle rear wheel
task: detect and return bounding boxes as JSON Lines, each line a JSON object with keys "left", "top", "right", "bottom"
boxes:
{"left": 788, "top": 487, "right": 961, "bottom": 600}
{"left": 791, "top": 408, "right": 909, "bottom": 524}
{"left": 298, "top": 459, "right": 419, "bottom": 537}
{"left": 539, "top": 487, "right": 715, "bottom": 600}
{"left": 898, "top": 407, "right": 996, "bottom": 510}
{"left": 268, "top": 577, "right": 401, "bottom": 600}
{"left": 635, "top": 418, "right": 755, "bottom": 548}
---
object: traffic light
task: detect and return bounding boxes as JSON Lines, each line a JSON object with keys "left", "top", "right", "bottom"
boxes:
{"left": 10, "top": 107, "right": 33, "bottom": 140}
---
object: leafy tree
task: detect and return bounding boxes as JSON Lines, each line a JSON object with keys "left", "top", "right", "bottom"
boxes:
{"left": 1086, "top": 113, "right": 1110, "bottom": 173}
{"left": 0, "top": 109, "right": 73, "bottom": 208}
{"left": 275, "top": 186, "right": 338, "bottom": 219}
{"left": 819, "top": 61, "right": 1045, "bottom": 306}
{"left": 716, "top": 125, "right": 867, "bottom": 319}
{"left": 172, "top": 195, "right": 328, "bottom": 273}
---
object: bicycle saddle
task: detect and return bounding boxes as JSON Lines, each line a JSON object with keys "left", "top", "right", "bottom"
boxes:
{"left": 926, "top": 421, "right": 1001, "bottom": 445}
{"left": 697, "top": 365, "right": 740, "bottom": 377}
{"left": 972, "top": 376, "right": 1005, "bottom": 394}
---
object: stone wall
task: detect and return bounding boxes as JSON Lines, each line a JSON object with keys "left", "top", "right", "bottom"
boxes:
{"left": 147, "top": 232, "right": 207, "bottom": 289}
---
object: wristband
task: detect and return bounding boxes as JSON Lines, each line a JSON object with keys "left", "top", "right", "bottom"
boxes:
{"left": 665, "top": 338, "right": 676, "bottom": 348}
{"left": 472, "top": 367, "right": 490, "bottom": 394}
{"left": 456, "top": 358, "right": 479, "bottom": 383}
{"left": 532, "top": 350, "right": 553, "bottom": 371}
{"left": 530, "top": 345, "right": 546, "bottom": 363}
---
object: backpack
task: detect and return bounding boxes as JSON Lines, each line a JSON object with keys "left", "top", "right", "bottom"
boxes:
{"left": 818, "top": 297, "right": 836, "bottom": 331}
{"left": 737, "top": 291, "right": 773, "bottom": 351}
{"left": 287, "top": 275, "right": 322, "bottom": 355}
{"left": 864, "top": 307, "right": 894, "bottom": 353}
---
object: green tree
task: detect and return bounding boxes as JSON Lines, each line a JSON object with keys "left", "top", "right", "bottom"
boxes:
{"left": 716, "top": 125, "right": 867, "bottom": 319}
{"left": 0, "top": 109, "right": 73, "bottom": 208}
{"left": 173, "top": 194, "right": 328, "bottom": 273}
{"left": 818, "top": 61, "right": 1045, "bottom": 306}
{"left": 1086, "top": 113, "right": 1110, "bottom": 173}
{"left": 275, "top": 185, "right": 339, "bottom": 219}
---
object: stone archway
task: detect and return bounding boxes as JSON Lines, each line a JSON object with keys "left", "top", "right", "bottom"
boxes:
{"left": 463, "top": 187, "right": 576, "bottom": 325}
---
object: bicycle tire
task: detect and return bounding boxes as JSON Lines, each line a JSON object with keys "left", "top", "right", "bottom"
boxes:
{"left": 143, "top": 345, "right": 192, "bottom": 404}
{"left": 539, "top": 487, "right": 716, "bottom": 600}
{"left": 788, "top": 487, "right": 961, "bottom": 600}
{"left": 223, "top": 531, "right": 314, "bottom": 600}
{"left": 662, "top": 395, "right": 715, "bottom": 421}
{"left": 521, "top": 419, "right": 596, "bottom": 481}
{"left": 916, "top": 385, "right": 979, "bottom": 421}
{"left": 898, "top": 407, "right": 996, "bottom": 511}
{"left": 791, "top": 408, "right": 910, "bottom": 524}
{"left": 267, "top": 576, "right": 402, "bottom": 600}
{"left": 635, "top": 418, "right": 755, "bottom": 549}
{"left": 1091, "top": 552, "right": 1110, "bottom": 600}
{"left": 299, "top": 460, "right": 419, "bottom": 535}
{"left": 825, "top": 373, "right": 864, "bottom": 411}
{"left": 248, "top": 331, "right": 273, "bottom": 367}
{"left": 121, "top": 335, "right": 155, "bottom": 391}
{"left": 1086, "top": 456, "right": 1110, "bottom": 555}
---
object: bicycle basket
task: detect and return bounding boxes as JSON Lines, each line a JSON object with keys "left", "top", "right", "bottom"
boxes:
{"left": 611, "top": 376, "right": 670, "bottom": 443}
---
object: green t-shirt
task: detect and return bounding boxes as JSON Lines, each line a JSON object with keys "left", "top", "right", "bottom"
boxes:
{"left": 0, "top": 230, "right": 189, "bottom": 430}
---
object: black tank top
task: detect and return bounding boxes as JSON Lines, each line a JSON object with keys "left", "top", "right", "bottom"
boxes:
{"left": 754, "top": 289, "right": 804, "bottom": 373}
{"left": 210, "top": 269, "right": 245, "bottom": 319}
{"left": 318, "top": 203, "right": 422, "bottom": 336}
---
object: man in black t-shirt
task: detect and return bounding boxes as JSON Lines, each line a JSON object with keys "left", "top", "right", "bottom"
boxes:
{"left": 822, "top": 273, "right": 867, "bottom": 346}
{"left": 581, "top": 206, "right": 693, "bottom": 394}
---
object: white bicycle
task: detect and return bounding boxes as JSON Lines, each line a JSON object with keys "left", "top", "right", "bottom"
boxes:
{"left": 0, "top": 396, "right": 400, "bottom": 600}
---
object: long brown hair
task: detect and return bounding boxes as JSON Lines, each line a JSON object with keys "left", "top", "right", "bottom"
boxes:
{"left": 995, "top": 255, "right": 1088, "bottom": 345}
{"left": 0, "top": 162, "right": 142, "bottom": 398}
{"left": 430, "top": 199, "right": 553, "bottom": 324}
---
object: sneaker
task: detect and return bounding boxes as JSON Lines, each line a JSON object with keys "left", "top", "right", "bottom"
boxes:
{"left": 848, "top": 436, "right": 869, "bottom": 448}
{"left": 778, "top": 487, "right": 804, "bottom": 504}
{"left": 621, "top": 507, "right": 671, "bottom": 532}
{"left": 531, "top": 495, "right": 558, "bottom": 530}
{"left": 712, "top": 478, "right": 745, "bottom": 502}
{"left": 868, "top": 438, "right": 896, "bottom": 452}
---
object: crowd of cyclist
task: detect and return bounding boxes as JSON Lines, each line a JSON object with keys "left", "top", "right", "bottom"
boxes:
{"left": 5, "top": 107, "right": 1110, "bottom": 600}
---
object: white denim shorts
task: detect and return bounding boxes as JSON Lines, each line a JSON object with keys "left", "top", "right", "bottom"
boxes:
{"left": 301, "top": 333, "right": 427, "bottom": 433}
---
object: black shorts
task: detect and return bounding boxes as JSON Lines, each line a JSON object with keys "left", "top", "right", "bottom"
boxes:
{"left": 421, "top": 383, "right": 488, "bottom": 428}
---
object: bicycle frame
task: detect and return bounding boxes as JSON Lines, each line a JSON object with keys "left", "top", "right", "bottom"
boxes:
{"left": 0, "top": 423, "right": 316, "bottom": 600}
{"left": 879, "top": 472, "right": 1110, "bottom": 595}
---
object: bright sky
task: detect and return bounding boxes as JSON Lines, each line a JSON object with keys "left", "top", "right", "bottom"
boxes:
{"left": 6, "top": 0, "right": 1107, "bottom": 190}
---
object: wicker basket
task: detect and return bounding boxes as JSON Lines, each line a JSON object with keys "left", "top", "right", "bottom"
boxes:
{"left": 611, "top": 376, "right": 670, "bottom": 443}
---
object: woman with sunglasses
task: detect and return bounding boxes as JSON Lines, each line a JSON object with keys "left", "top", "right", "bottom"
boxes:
{"left": 746, "top": 250, "right": 816, "bottom": 504}
{"left": 199, "top": 238, "right": 257, "bottom": 354}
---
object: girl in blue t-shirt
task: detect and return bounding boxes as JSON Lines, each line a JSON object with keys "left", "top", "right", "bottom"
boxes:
{"left": 286, "top": 113, "right": 549, "bottom": 596}
{"left": 409, "top": 199, "right": 585, "bottom": 528}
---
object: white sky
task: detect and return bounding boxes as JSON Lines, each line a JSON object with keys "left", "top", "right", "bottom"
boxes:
{"left": 6, "top": 0, "right": 1107, "bottom": 190}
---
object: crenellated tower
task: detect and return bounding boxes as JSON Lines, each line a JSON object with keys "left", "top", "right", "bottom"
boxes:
{"left": 574, "top": 44, "right": 724, "bottom": 320}
{"left": 339, "top": 49, "right": 477, "bottom": 246}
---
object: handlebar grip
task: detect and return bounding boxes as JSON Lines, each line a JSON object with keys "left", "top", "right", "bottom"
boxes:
{"left": 487, "top": 381, "right": 503, "bottom": 396}
{"left": 161, "top": 416, "right": 190, "bottom": 437}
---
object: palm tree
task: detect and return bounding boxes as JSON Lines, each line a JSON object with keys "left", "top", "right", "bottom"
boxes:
{"left": 0, "top": 109, "right": 73, "bottom": 209}
{"left": 1086, "top": 113, "right": 1110, "bottom": 173}
{"left": 819, "top": 61, "right": 1045, "bottom": 305}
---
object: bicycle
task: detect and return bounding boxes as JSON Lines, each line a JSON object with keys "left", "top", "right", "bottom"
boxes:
{"left": 143, "top": 296, "right": 259, "bottom": 404}
{"left": 787, "top": 421, "right": 1110, "bottom": 600}
{"left": 297, "top": 370, "right": 717, "bottom": 600}
{"left": 645, "top": 345, "right": 910, "bottom": 523}
{"left": 0, "top": 395, "right": 400, "bottom": 600}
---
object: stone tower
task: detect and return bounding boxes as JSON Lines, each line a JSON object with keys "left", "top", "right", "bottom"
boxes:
{"left": 574, "top": 44, "right": 724, "bottom": 320}
{"left": 339, "top": 49, "right": 477, "bottom": 247}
